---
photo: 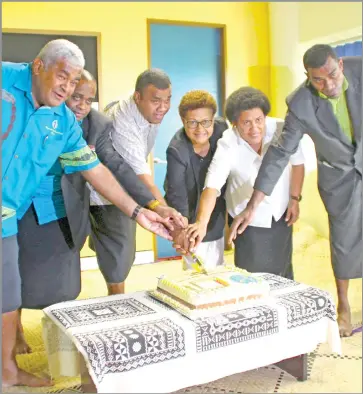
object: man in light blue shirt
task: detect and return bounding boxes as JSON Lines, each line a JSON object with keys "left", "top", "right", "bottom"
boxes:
{"left": 2, "top": 39, "right": 173, "bottom": 388}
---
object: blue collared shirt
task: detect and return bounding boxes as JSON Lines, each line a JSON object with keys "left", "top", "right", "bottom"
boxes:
{"left": 17, "top": 159, "right": 66, "bottom": 225}
{"left": 17, "top": 121, "right": 88, "bottom": 225}
{"left": 2, "top": 62, "right": 100, "bottom": 237}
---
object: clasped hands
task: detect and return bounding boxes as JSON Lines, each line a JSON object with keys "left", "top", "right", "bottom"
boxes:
{"left": 171, "top": 220, "right": 208, "bottom": 255}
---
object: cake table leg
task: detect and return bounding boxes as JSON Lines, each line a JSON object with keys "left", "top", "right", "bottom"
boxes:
{"left": 274, "top": 353, "right": 308, "bottom": 381}
{"left": 80, "top": 352, "right": 98, "bottom": 393}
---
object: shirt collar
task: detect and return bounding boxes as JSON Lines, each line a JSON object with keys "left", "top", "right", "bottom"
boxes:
{"left": 13, "top": 62, "right": 33, "bottom": 93}
{"left": 13, "top": 62, "right": 64, "bottom": 116}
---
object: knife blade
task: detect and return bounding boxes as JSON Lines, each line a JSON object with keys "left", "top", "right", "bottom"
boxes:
{"left": 190, "top": 252, "right": 208, "bottom": 274}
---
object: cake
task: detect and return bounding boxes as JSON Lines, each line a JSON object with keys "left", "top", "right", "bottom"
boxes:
{"left": 149, "top": 266, "right": 270, "bottom": 320}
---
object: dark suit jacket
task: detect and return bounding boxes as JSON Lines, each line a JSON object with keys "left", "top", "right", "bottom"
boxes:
{"left": 255, "top": 56, "right": 362, "bottom": 217}
{"left": 62, "top": 108, "right": 154, "bottom": 249}
{"left": 164, "top": 117, "right": 228, "bottom": 242}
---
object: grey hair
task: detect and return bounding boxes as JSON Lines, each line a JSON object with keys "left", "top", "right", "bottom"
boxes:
{"left": 135, "top": 68, "right": 171, "bottom": 94}
{"left": 36, "top": 39, "right": 85, "bottom": 70}
{"left": 225, "top": 87, "right": 271, "bottom": 123}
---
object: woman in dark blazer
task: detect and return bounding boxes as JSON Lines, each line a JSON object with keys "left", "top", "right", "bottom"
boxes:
{"left": 164, "top": 90, "right": 228, "bottom": 269}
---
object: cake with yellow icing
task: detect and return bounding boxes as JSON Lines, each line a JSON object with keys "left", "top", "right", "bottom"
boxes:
{"left": 150, "top": 266, "right": 270, "bottom": 320}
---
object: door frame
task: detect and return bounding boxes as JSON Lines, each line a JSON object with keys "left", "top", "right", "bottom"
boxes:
{"left": 146, "top": 19, "right": 227, "bottom": 261}
{"left": 2, "top": 28, "right": 103, "bottom": 109}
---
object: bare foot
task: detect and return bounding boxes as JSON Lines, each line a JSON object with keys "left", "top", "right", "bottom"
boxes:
{"left": 338, "top": 308, "right": 353, "bottom": 337}
{"left": 16, "top": 332, "right": 32, "bottom": 354}
{"left": 2, "top": 367, "right": 53, "bottom": 388}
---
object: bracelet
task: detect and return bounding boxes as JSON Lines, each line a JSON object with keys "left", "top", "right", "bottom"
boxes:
{"left": 147, "top": 199, "right": 161, "bottom": 211}
{"left": 290, "top": 195, "right": 302, "bottom": 202}
{"left": 131, "top": 204, "right": 143, "bottom": 220}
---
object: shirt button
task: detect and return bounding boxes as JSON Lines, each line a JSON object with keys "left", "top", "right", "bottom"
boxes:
{"left": 4, "top": 176, "right": 8, "bottom": 180}
{"left": 14, "top": 154, "right": 19, "bottom": 159}
{"left": 23, "top": 134, "right": 27, "bottom": 138}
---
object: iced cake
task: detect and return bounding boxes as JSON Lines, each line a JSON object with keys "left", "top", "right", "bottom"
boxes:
{"left": 150, "top": 266, "right": 270, "bottom": 320}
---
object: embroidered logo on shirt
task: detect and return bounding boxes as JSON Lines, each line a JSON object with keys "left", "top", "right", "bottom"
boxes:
{"left": 45, "top": 126, "right": 63, "bottom": 135}
{"left": 52, "top": 120, "right": 58, "bottom": 129}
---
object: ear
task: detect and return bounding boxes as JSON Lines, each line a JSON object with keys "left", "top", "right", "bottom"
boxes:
{"left": 32, "top": 58, "right": 44, "bottom": 76}
{"left": 133, "top": 91, "right": 141, "bottom": 105}
{"left": 338, "top": 57, "right": 344, "bottom": 72}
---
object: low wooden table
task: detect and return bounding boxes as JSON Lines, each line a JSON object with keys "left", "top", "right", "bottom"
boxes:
{"left": 42, "top": 274, "right": 341, "bottom": 393}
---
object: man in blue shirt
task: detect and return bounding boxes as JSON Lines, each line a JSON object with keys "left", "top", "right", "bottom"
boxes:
{"left": 15, "top": 70, "right": 185, "bottom": 355}
{"left": 2, "top": 39, "right": 173, "bottom": 388}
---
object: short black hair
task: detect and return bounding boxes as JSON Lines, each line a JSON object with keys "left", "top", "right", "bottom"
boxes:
{"left": 225, "top": 87, "right": 270, "bottom": 123}
{"left": 135, "top": 68, "right": 171, "bottom": 93}
{"left": 303, "top": 44, "right": 338, "bottom": 70}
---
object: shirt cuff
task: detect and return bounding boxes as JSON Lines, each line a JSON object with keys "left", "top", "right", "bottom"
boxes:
{"left": 290, "top": 156, "right": 305, "bottom": 166}
{"left": 203, "top": 180, "right": 222, "bottom": 197}
{"left": 60, "top": 146, "right": 100, "bottom": 174}
{"left": 134, "top": 164, "right": 152, "bottom": 176}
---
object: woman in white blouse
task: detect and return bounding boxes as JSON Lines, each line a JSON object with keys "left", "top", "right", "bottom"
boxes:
{"left": 185, "top": 87, "right": 305, "bottom": 278}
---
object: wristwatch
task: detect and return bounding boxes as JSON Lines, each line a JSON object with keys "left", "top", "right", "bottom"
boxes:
{"left": 131, "top": 205, "right": 143, "bottom": 220}
{"left": 290, "top": 195, "right": 302, "bottom": 202}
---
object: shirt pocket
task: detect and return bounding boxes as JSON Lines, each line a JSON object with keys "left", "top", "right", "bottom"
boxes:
{"left": 32, "top": 132, "right": 65, "bottom": 168}
{"left": 27, "top": 114, "right": 66, "bottom": 167}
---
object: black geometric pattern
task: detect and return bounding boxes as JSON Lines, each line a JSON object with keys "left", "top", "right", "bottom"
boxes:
{"left": 194, "top": 306, "right": 279, "bottom": 352}
{"left": 275, "top": 287, "right": 336, "bottom": 329}
{"left": 260, "top": 273, "right": 300, "bottom": 292}
{"left": 74, "top": 318, "right": 185, "bottom": 383}
{"left": 50, "top": 298, "right": 156, "bottom": 328}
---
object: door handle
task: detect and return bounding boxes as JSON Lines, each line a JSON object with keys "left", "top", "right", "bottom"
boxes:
{"left": 153, "top": 157, "right": 167, "bottom": 164}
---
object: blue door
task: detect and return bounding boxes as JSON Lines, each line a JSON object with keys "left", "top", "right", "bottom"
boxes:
{"left": 149, "top": 23, "right": 223, "bottom": 259}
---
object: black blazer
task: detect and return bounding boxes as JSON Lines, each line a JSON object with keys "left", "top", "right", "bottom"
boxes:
{"left": 62, "top": 108, "right": 155, "bottom": 249}
{"left": 164, "top": 117, "right": 228, "bottom": 242}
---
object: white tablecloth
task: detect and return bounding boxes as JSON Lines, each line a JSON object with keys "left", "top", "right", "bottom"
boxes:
{"left": 42, "top": 273, "right": 341, "bottom": 393}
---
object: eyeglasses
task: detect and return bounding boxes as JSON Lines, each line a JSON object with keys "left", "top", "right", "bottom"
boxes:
{"left": 184, "top": 119, "right": 213, "bottom": 129}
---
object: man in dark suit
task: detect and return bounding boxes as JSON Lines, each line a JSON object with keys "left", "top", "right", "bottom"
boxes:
{"left": 16, "top": 70, "right": 181, "bottom": 353}
{"left": 227, "top": 44, "right": 362, "bottom": 337}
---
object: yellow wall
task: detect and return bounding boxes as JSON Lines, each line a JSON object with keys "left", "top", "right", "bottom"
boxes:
{"left": 298, "top": 2, "right": 362, "bottom": 43}
{"left": 268, "top": 1, "right": 362, "bottom": 238}
{"left": 3, "top": 2, "right": 270, "bottom": 254}
{"left": 246, "top": 2, "right": 271, "bottom": 101}
{"left": 269, "top": 2, "right": 362, "bottom": 119}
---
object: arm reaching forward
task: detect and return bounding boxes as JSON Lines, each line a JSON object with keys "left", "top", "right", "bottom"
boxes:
{"left": 81, "top": 163, "right": 173, "bottom": 240}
